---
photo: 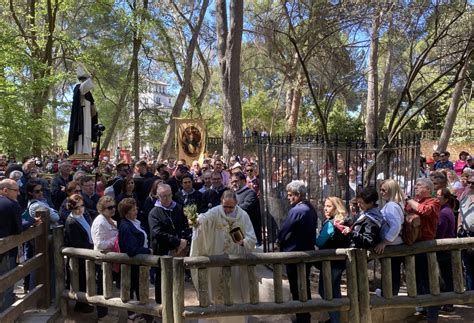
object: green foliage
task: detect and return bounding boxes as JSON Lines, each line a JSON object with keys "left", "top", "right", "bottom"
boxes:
{"left": 327, "top": 103, "right": 364, "bottom": 138}
{"left": 242, "top": 91, "right": 275, "bottom": 132}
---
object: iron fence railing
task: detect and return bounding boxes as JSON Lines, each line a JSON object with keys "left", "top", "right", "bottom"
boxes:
{"left": 255, "top": 135, "right": 421, "bottom": 252}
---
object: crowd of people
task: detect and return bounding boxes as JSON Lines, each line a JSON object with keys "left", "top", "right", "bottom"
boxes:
{"left": 1, "top": 148, "right": 474, "bottom": 323}
{"left": 0, "top": 153, "right": 262, "bottom": 322}
{"left": 278, "top": 150, "right": 474, "bottom": 323}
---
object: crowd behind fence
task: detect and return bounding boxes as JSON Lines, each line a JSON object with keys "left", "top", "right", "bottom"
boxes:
{"left": 255, "top": 135, "right": 421, "bottom": 252}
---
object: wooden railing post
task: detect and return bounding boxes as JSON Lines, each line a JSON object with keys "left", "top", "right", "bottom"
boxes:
{"left": 53, "top": 226, "right": 67, "bottom": 316}
{"left": 173, "top": 258, "right": 185, "bottom": 323}
{"left": 356, "top": 249, "right": 372, "bottom": 323}
{"left": 346, "top": 249, "right": 360, "bottom": 323}
{"left": 161, "top": 256, "right": 173, "bottom": 323}
{"left": 35, "top": 208, "right": 50, "bottom": 309}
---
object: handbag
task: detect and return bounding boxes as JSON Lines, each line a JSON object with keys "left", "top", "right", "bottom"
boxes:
{"left": 111, "top": 237, "right": 121, "bottom": 273}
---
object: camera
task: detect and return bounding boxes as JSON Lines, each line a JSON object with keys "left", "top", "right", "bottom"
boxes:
{"left": 95, "top": 123, "right": 106, "bottom": 136}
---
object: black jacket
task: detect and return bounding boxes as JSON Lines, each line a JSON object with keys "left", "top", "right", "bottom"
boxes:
{"left": 148, "top": 203, "right": 190, "bottom": 256}
{"left": 200, "top": 186, "right": 228, "bottom": 213}
{"left": 51, "top": 174, "right": 72, "bottom": 210}
{"left": 64, "top": 215, "right": 93, "bottom": 250}
{"left": 235, "top": 185, "right": 260, "bottom": 220}
{"left": 174, "top": 189, "right": 202, "bottom": 208}
{"left": 82, "top": 193, "right": 99, "bottom": 220}
{"left": 118, "top": 218, "right": 150, "bottom": 257}
{"left": 350, "top": 209, "right": 383, "bottom": 249}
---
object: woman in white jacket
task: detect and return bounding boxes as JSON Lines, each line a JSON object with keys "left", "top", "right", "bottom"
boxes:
{"left": 375, "top": 179, "right": 405, "bottom": 296}
{"left": 90, "top": 195, "right": 118, "bottom": 320}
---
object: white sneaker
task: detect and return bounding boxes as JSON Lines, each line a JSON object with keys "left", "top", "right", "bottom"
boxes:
{"left": 375, "top": 288, "right": 382, "bottom": 297}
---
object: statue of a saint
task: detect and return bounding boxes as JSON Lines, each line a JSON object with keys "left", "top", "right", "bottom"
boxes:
{"left": 67, "top": 64, "right": 98, "bottom": 158}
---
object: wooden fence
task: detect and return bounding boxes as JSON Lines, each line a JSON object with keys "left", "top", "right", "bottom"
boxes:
{"left": 366, "top": 237, "right": 474, "bottom": 315}
{"left": 0, "top": 209, "right": 50, "bottom": 322}
{"left": 52, "top": 225, "right": 474, "bottom": 322}
{"left": 173, "top": 249, "right": 359, "bottom": 323}
{"left": 53, "top": 226, "right": 172, "bottom": 321}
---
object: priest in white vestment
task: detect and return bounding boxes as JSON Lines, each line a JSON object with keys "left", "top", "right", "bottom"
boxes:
{"left": 190, "top": 190, "right": 256, "bottom": 323}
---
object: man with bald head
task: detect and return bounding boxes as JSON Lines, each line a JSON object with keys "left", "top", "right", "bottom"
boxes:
{"left": 0, "top": 179, "right": 23, "bottom": 311}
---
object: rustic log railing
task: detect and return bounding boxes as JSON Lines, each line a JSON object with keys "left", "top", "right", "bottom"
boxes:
{"left": 365, "top": 237, "right": 474, "bottom": 322}
{"left": 0, "top": 209, "right": 50, "bottom": 322}
{"left": 51, "top": 228, "right": 474, "bottom": 322}
{"left": 53, "top": 226, "right": 171, "bottom": 321}
{"left": 172, "top": 249, "right": 360, "bottom": 323}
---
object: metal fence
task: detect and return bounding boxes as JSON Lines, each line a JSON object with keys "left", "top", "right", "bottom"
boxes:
{"left": 255, "top": 135, "right": 421, "bottom": 252}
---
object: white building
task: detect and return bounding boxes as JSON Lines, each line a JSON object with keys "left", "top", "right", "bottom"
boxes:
{"left": 139, "top": 79, "right": 175, "bottom": 113}
{"left": 114, "top": 79, "right": 175, "bottom": 157}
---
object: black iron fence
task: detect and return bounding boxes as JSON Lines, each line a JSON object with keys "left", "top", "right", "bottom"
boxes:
{"left": 255, "top": 135, "right": 421, "bottom": 252}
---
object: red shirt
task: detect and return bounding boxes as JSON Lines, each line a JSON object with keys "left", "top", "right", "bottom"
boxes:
{"left": 406, "top": 197, "right": 440, "bottom": 241}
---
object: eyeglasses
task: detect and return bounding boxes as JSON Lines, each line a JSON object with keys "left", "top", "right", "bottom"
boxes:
{"left": 33, "top": 189, "right": 43, "bottom": 193}
{"left": 246, "top": 169, "right": 253, "bottom": 172}
{"left": 7, "top": 187, "right": 19, "bottom": 192}
{"left": 380, "top": 188, "right": 387, "bottom": 193}
{"left": 440, "top": 155, "right": 446, "bottom": 157}
{"left": 74, "top": 189, "right": 81, "bottom": 193}
{"left": 468, "top": 181, "right": 474, "bottom": 185}
{"left": 105, "top": 205, "right": 116, "bottom": 210}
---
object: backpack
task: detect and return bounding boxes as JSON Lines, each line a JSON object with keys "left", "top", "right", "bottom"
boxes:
{"left": 402, "top": 213, "right": 420, "bottom": 245}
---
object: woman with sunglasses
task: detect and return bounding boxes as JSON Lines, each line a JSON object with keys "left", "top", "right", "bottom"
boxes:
{"left": 64, "top": 193, "right": 94, "bottom": 313}
{"left": 90, "top": 195, "right": 118, "bottom": 321}
{"left": 23, "top": 179, "right": 60, "bottom": 292}
{"left": 374, "top": 179, "right": 405, "bottom": 297}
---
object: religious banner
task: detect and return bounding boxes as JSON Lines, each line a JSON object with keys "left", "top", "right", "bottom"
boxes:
{"left": 175, "top": 118, "right": 206, "bottom": 166}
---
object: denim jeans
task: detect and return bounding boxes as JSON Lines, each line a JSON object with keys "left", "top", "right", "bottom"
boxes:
{"left": 462, "top": 250, "right": 474, "bottom": 291}
{"left": 318, "top": 264, "right": 344, "bottom": 323}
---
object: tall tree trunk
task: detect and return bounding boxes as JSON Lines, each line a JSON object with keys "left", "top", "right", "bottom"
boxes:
{"left": 378, "top": 17, "right": 394, "bottom": 133}
{"left": 286, "top": 72, "right": 304, "bottom": 136}
{"left": 132, "top": 44, "right": 140, "bottom": 158}
{"left": 51, "top": 87, "right": 58, "bottom": 143}
{"left": 365, "top": 10, "right": 382, "bottom": 145}
{"left": 285, "top": 88, "right": 294, "bottom": 122}
{"left": 437, "top": 53, "right": 471, "bottom": 152}
{"left": 216, "top": 0, "right": 244, "bottom": 162}
{"left": 158, "top": 0, "right": 209, "bottom": 161}
{"left": 132, "top": 0, "right": 148, "bottom": 158}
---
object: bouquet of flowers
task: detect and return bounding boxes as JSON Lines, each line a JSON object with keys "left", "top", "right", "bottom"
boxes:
{"left": 184, "top": 204, "right": 199, "bottom": 227}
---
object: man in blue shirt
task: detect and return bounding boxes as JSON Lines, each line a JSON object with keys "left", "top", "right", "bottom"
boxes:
{"left": 277, "top": 180, "right": 317, "bottom": 323}
{"left": 434, "top": 151, "right": 454, "bottom": 170}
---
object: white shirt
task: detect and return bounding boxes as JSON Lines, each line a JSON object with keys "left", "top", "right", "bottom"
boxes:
{"left": 91, "top": 214, "right": 118, "bottom": 251}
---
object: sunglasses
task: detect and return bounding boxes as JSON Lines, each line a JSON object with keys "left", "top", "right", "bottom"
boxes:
{"left": 468, "top": 181, "right": 474, "bottom": 185}
{"left": 380, "top": 188, "right": 387, "bottom": 193}
{"left": 246, "top": 169, "right": 253, "bottom": 172}
{"left": 105, "top": 205, "right": 116, "bottom": 210}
